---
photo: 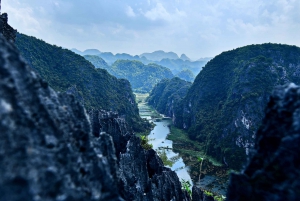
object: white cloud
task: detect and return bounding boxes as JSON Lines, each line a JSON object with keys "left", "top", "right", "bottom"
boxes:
{"left": 2, "top": 0, "right": 300, "bottom": 59}
{"left": 3, "top": 2, "right": 42, "bottom": 34}
{"left": 144, "top": 3, "right": 171, "bottom": 21}
{"left": 126, "top": 6, "right": 136, "bottom": 17}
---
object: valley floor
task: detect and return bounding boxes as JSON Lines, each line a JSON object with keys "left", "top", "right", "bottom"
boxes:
{"left": 135, "top": 93, "right": 230, "bottom": 196}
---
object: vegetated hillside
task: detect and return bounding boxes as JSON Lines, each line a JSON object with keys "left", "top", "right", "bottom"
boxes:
{"left": 111, "top": 60, "right": 174, "bottom": 93}
{"left": 174, "top": 43, "right": 300, "bottom": 170}
{"left": 157, "top": 58, "right": 207, "bottom": 75}
{"left": 147, "top": 77, "right": 191, "bottom": 119}
{"left": 86, "top": 56, "right": 174, "bottom": 93}
{"left": 15, "top": 33, "right": 148, "bottom": 132}
{"left": 84, "top": 55, "right": 110, "bottom": 71}
{"left": 176, "top": 69, "right": 195, "bottom": 82}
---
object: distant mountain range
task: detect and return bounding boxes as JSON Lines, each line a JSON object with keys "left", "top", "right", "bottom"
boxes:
{"left": 71, "top": 49, "right": 211, "bottom": 75}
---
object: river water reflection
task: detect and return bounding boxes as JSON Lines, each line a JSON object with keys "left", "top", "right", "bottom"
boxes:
{"left": 136, "top": 93, "right": 228, "bottom": 195}
{"left": 149, "top": 119, "right": 193, "bottom": 185}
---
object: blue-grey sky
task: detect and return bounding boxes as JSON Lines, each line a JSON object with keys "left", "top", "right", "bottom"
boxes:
{"left": 3, "top": 0, "right": 300, "bottom": 59}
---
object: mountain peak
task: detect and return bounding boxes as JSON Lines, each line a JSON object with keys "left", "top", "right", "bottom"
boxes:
{"left": 140, "top": 50, "right": 179, "bottom": 61}
{"left": 180, "top": 54, "right": 190, "bottom": 61}
{"left": 83, "top": 49, "right": 101, "bottom": 55}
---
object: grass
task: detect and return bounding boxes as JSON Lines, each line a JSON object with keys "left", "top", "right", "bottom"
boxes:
{"left": 168, "top": 126, "right": 223, "bottom": 167}
{"left": 135, "top": 93, "right": 161, "bottom": 119}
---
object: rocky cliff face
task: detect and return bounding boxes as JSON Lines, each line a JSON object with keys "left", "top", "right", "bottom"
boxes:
{"left": 0, "top": 13, "right": 16, "bottom": 42}
{"left": 89, "top": 110, "right": 191, "bottom": 201}
{"left": 0, "top": 32, "right": 122, "bottom": 201}
{"left": 0, "top": 32, "right": 190, "bottom": 200}
{"left": 15, "top": 33, "right": 149, "bottom": 133}
{"left": 227, "top": 83, "right": 300, "bottom": 200}
{"left": 175, "top": 44, "right": 300, "bottom": 169}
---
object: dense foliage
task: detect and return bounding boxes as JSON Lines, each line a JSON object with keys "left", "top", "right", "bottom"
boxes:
{"left": 83, "top": 55, "right": 110, "bottom": 70}
{"left": 175, "top": 43, "right": 300, "bottom": 169}
{"left": 86, "top": 56, "right": 174, "bottom": 93}
{"left": 176, "top": 69, "right": 195, "bottom": 82}
{"left": 157, "top": 58, "right": 207, "bottom": 75}
{"left": 147, "top": 77, "right": 191, "bottom": 117}
{"left": 15, "top": 33, "right": 148, "bottom": 132}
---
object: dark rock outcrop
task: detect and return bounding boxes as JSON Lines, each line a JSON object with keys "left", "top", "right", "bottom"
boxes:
{"left": 0, "top": 13, "right": 16, "bottom": 42}
{"left": 0, "top": 33, "right": 122, "bottom": 200}
{"left": 227, "top": 83, "right": 300, "bottom": 201}
{"left": 191, "top": 186, "right": 214, "bottom": 201}
{"left": 0, "top": 31, "right": 189, "bottom": 200}
{"left": 90, "top": 110, "right": 190, "bottom": 201}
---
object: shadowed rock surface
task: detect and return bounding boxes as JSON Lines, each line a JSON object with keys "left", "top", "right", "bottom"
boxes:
{"left": 227, "top": 83, "right": 300, "bottom": 201}
{"left": 89, "top": 110, "right": 191, "bottom": 201}
{"left": 0, "top": 33, "right": 122, "bottom": 201}
{"left": 0, "top": 13, "right": 16, "bottom": 42}
{"left": 0, "top": 29, "right": 189, "bottom": 200}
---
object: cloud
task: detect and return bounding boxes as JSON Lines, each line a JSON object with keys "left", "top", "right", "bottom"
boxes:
{"left": 3, "top": 0, "right": 42, "bottom": 34}
{"left": 2, "top": 0, "right": 300, "bottom": 59}
{"left": 144, "top": 3, "right": 171, "bottom": 21}
{"left": 126, "top": 6, "right": 136, "bottom": 17}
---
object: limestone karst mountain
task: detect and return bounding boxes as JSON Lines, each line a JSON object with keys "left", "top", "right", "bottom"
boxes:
{"left": 173, "top": 43, "right": 300, "bottom": 169}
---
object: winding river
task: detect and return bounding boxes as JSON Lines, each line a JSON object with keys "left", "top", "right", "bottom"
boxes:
{"left": 137, "top": 93, "right": 228, "bottom": 195}
{"left": 137, "top": 96, "right": 192, "bottom": 185}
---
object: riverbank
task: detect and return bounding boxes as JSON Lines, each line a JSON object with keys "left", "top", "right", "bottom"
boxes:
{"left": 167, "top": 126, "right": 229, "bottom": 195}
{"left": 135, "top": 93, "right": 229, "bottom": 196}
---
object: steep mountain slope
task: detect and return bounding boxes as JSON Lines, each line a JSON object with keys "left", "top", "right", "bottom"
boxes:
{"left": 175, "top": 43, "right": 300, "bottom": 169}
{"left": 86, "top": 56, "right": 174, "bottom": 93}
{"left": 227, "top": 84, "right": 300, "bottom": 200}
{"left": 176, "top": 69, "right": 195, "bottom": 82}
{"left": 15, "top": 33, "right": 147, "bottom": 132}
{"left": 147, "top": 77, "right": 191, "bottom": 119}
{"left": 0, "top": 33, "right": 190, "bottom": 201}
{"left": 84, "top": 55, "right": 110, "bottom": 70}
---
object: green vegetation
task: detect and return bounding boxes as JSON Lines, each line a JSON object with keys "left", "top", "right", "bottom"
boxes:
{"left": 168, "top": 125, "right": 222, "bottom": 166}
{"left": 83, "top": 55, "right": 110, "bottom": 70}
{"left": 140, "top": 135, "right": 153, "bottom": 150}
{"left": 157, "top": 150, "right": 175, "bottom": 167}
{"left": 135, "top": 93, "right": 161, "bottom": 120}
{"left": 203, "top": 190, "right": 226, "bottom": 201}
{"left": 204, "top": 190, "right": 213, "bottom": 197}
{"left": 174, "top": 43, "right": 300, "bottom": 170}
{"left": 147, "top": 77, "right": 191, "bottom": 118}
{"left": 15, "top": 33, "right": 150, "bottom": 132}
{"left": 181, "top": 179, "right": 192, "bottom": 197}
{"left": 85, "top": 56, "right": 174, "bottom": 93}
{"left": 176, "top": 69, "right": 195, "bottom": 82}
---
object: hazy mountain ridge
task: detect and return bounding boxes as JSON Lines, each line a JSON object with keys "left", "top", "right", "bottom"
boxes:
{"left": 71, "top": 48, "right": 209, "bottom": 75}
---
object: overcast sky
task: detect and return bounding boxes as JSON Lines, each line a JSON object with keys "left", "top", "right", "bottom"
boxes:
{"left": 2, "top": 0, "right": 300, "bottom": 59}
